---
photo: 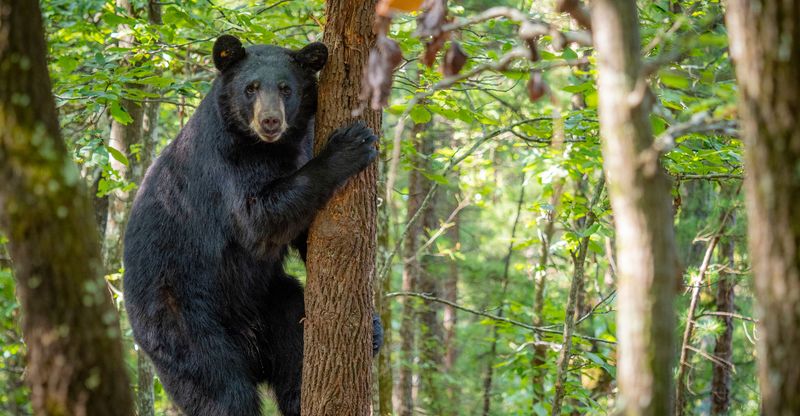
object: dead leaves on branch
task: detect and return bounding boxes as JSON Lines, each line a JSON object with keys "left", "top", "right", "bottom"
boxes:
{"left": 441, "top": 42, "right": 466, "bottom": 76}
{"left": 361, "top": 36, "right": 402, "bottom": 110}
{"left": 362, "top": 0, "right": 591, "bottom": 110}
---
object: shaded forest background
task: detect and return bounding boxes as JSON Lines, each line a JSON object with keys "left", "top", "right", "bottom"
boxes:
{"left": 0, "top": 0, "right": 790, "bottom": 415}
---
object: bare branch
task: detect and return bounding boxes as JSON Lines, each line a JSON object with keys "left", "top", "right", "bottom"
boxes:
{"left": 385, "top": 291, "right": 616, "bottom": 345}
{"left": 440, "top": 6, "right": 592, "bottom": 46}
{"left": 674, "top": 173, "right": 744, "bottom": 181}
{"left": 697, "top": 311, "right": 759, "bottom": 323}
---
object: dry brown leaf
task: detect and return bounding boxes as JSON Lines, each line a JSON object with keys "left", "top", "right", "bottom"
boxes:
{"left": 422, "top": 31, "right": 449, "bottom": 67}
{"left": 361, "top": 34, "right": 404, "bottom": 110}
{"left": 527, "top": 70, "right": 547, "bottom": 102}
{"left": 441, "top": 41, "right": 467, "bottom": 76}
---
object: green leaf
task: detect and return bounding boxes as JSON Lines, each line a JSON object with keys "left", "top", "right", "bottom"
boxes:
{"left": 109, "top": 101, "right": 133, "bottom": 125}
{"left": 409, "top": 106, "right": 432, "bottom": 124}
{"left": 106, "top": 146, "right": 130, "bottom": 167}
{"left": 659, "top": 70, "right": 691, "bottom": 89}
{"left": 562, "top": 81, "right": 593, "bottom": 94}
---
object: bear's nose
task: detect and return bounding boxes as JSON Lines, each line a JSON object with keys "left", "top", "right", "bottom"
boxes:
{"left": 261, "top": 117, "right": 281, "bottom": 132}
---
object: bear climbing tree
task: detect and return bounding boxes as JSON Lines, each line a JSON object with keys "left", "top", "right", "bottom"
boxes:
{"left": 123, "top": 36, "right": 380, "bottom": 416}
{"left": 301, "top": 0, "right": 381, "bottom": 415}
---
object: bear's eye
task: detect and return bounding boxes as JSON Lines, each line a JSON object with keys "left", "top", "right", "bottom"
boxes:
{"left": 245, "top": 84, "right": 258, "bottom": 96}
{"left": 278, "top": 83, "right": 292, "bottom": 97}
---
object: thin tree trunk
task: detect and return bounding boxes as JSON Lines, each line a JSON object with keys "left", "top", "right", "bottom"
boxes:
{"left": 551, "top": 179, "right": 604, "bottom": 416}
{"left": 675, "top": 191, "right": 737, "bottom": 415}
{"left": 135, "top": 5, "right": 162, "bottom": 414}
{"left": 482, "top": 175, "right": 526, "bottom": 416}
{"left": 416, "top": 130, "right": 443, "bottom": 416}
{"left": 591, "top": 1, "right": 679, "bottom": 414}
{"left": 103, "top": 0, "right": 144, "bottom": 274}
{"left": 726, "top": 2, "right": 800, "bottom": 414}
{"left": 442, "top": 171, "right": 460, "bottom": 409}
{"left": 397, "top": 122, "right": 428, "bottom": 416}
{"left": 710, "top": 225, "right": 735, "bottom": 415}
{"left": 376, "top": 146, "right": 394, "bottom": 416}
{"left": 531, "top": 182, "right": 561, "bottom": 403}
{"left": 0, "top": 0, "right": 133, "bottom": 414}
{"left": 301, "top": 0, "right": 380, "bottom": 414}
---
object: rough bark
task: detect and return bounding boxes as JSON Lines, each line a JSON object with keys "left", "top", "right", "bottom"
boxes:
{"left": 710, "top": 231, "right": 735, "bottom": 415}
{"left": 300, "top": 1, "right": 380, "bottom": 415}
{"left": 0, "top": 0, "right": 134, "bottom": 414}
{"left": 591, "top": 1, "right": 679, "bottom": 414}
{"left": 726, "top": 2, "right": 800, "bottom": 414}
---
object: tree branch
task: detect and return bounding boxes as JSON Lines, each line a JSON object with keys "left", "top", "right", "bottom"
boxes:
{"left": 385, "top": 292, "right": 615, "bottom": 345}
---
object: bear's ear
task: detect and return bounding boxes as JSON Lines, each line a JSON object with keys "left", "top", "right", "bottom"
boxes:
{"left": 213, "top": 35, "right": 246, "bottom": 73}
{"left": 294, "top": 42, "right": 328, "bottom": 73}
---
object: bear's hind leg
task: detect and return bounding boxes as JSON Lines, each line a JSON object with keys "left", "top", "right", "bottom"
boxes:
{"left": 159, "top": 370, "right": 261, "bottom": 416}
{"left": 145, "top": 330, "right": 262, "bottom": 416}
{"left": 260, "top": 274, "right": 305, "bottom": 416}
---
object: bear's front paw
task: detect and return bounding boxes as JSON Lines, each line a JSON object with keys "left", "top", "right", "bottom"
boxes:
{"left": 323, "top": 121, "right": 378, "bottom": 178}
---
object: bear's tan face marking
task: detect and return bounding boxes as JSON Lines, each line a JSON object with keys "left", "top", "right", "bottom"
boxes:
{"left": 248, "top": 87, "right": 287, "bottom": 143}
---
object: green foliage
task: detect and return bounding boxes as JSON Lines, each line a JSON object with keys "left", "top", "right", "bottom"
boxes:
{"left": 0, "top": 0, "right": 758, "bottom": 414}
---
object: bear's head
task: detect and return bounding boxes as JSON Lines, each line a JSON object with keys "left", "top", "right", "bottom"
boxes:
{"left": 213, "top": 35, "right": 328, "bottom": 144}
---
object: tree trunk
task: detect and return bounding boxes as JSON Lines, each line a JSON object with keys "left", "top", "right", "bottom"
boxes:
{"left": 591, "top": 1, "right": 679, "bottom": 414}
{"left": 710, "top": 231, "right": 735, "bottom": 415}
{"left": 376, "top": 147, "right": 394, "bottom": 416}
{"left": 0, "top": 0, "right": 134, "bottom": 414}
{"left": 551, "top": 179, "right": 603, "bottom": 416}
{"left": 531, "top": 181, "right": 561, "bottom": 404}
{"left": 300, "top": 1, "right": 380, "bottom": 415}
{"left": 103, "top": 0, "right": 144, "bottom": 275}
{"left": 396, "top": 123, "right": 429, "bottom": 416}
{"left": 134, "top": 3, "right": 162, "bottom": 416}
{"left": 726, "top": 2, "right": 800, "bottom": 414}
{"left": 442, "top": 171, "right": 460, "bottom": 409}
{"left": 482, "top": 176, "right": 526, "bottom": 416}
{"left": 416, "top": 130, "right": 443, "bottom": 416}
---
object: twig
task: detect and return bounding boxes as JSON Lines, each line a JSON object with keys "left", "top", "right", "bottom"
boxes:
{"left": 440, "top": 7, "right": 592, "bottom": 46}
{"left": 653, "top": 112, "right": 739, "bottom": 154}
{"left": 413, "top": 197, "right": 470, "bottom": 258}
{"left": 697, "top": 311, "right": 758, "bottom": 323}
{"left": 686, "top": 345, "right": 735, "bottom": 372}
{"left": 576, "top": 288, "right": 617, "bottom": 326}
{"left": 674, "top": 173, "right": 744, "bottom": 181}
{"left": 385, "top": 292, "right": 615, "bottom": 345}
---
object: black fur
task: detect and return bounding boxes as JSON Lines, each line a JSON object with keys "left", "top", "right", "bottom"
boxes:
{"left": 123, "top": 37, "right": 381, "bottom": 416}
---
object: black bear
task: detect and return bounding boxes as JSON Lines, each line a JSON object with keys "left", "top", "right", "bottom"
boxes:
{"left": 123, "top": 35, "right": 382, "bottom": 416}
